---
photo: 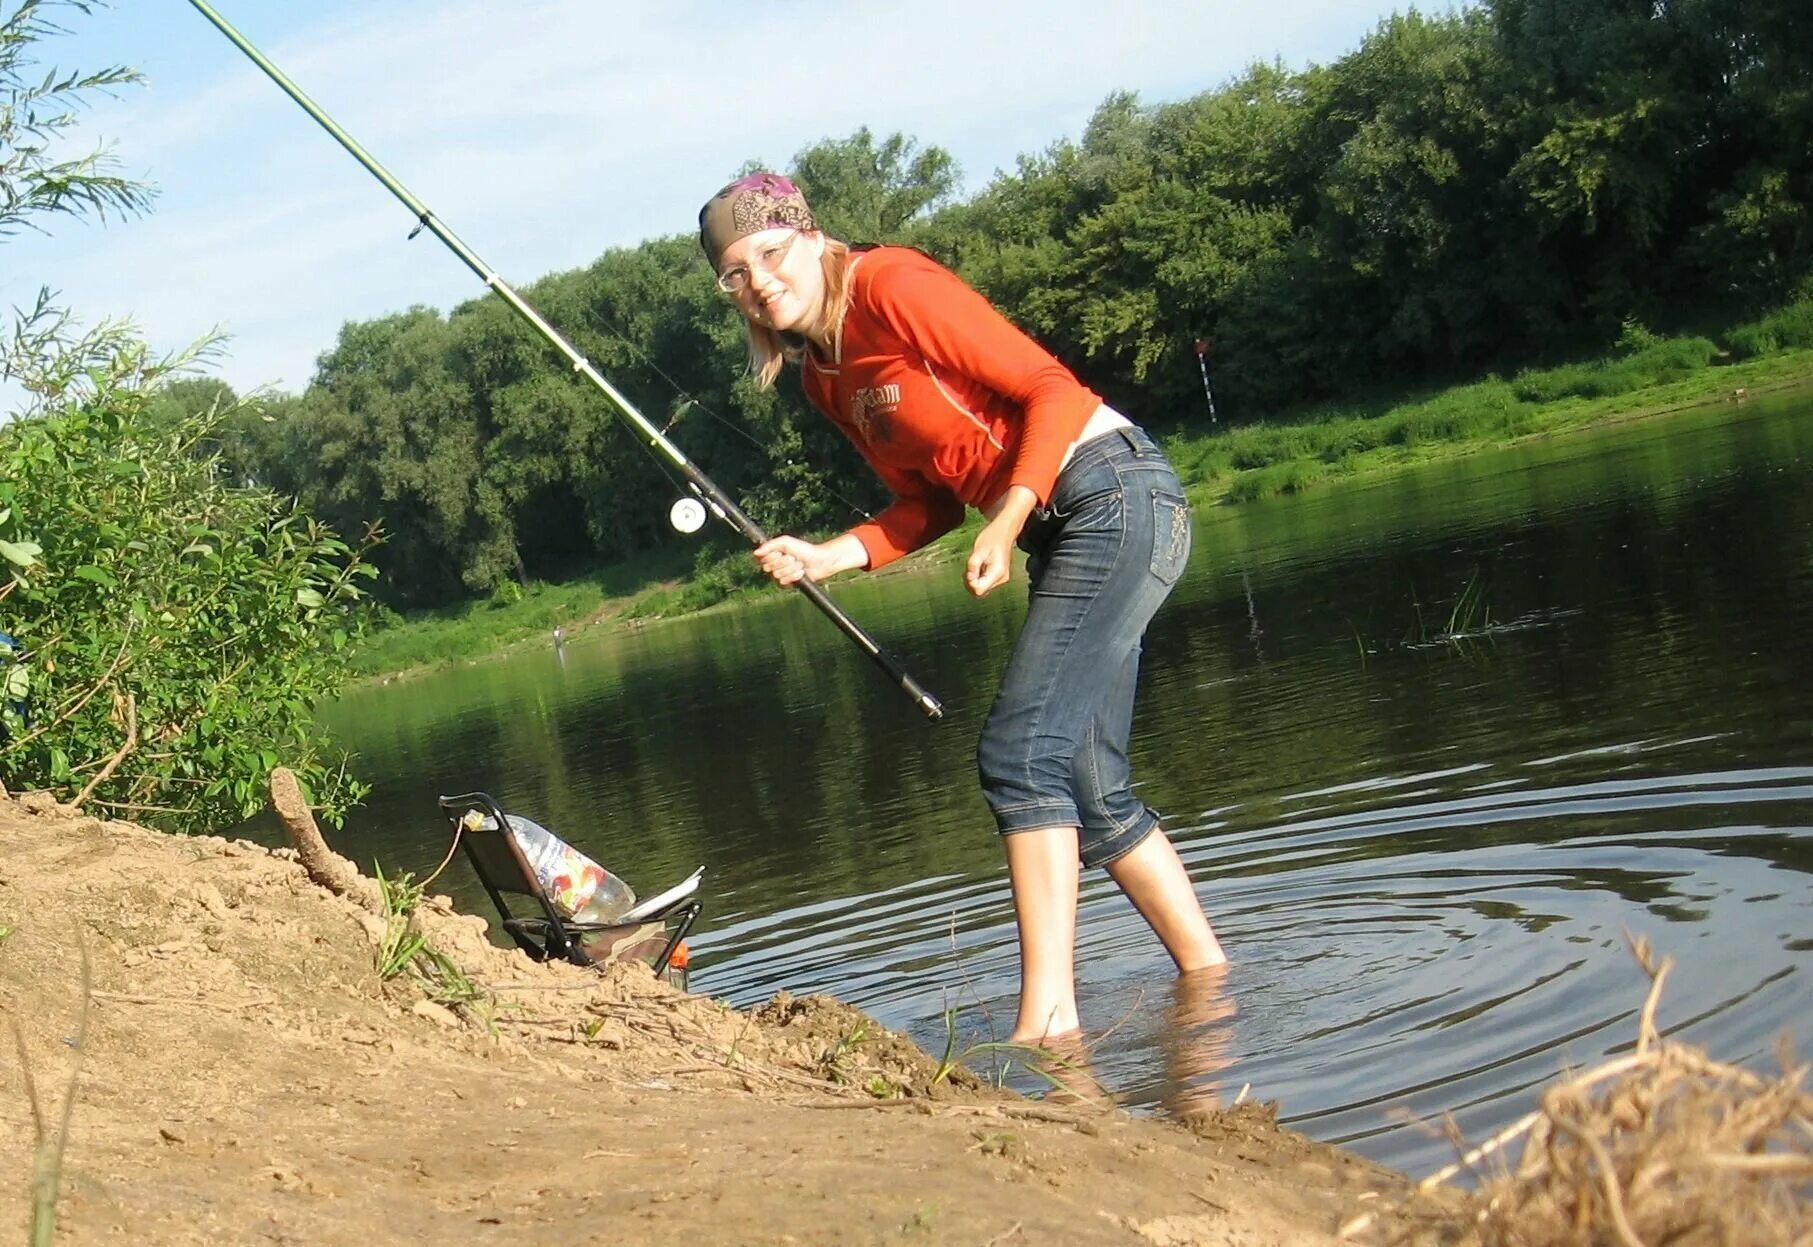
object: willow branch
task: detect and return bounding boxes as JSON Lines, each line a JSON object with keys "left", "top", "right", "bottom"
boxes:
{"left": 68, "top": 691, "right": 135, "bottom": 809}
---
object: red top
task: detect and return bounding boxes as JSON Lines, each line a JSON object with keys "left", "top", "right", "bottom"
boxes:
{"left": 801, "top": 247, "right": 1101, "bottom": 569}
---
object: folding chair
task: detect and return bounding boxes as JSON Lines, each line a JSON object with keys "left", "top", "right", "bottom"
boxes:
{"left": 436, "top": 791, "right": 703, "bottom": 986}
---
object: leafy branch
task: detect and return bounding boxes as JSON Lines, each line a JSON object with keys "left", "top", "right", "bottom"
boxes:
{"left": 1, "top": 0, "right": 154, "bottom": 238}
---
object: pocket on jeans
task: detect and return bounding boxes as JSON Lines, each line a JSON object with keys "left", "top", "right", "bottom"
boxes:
{"left": 1149, "top": 488, "right": 1192, "bottom": 585}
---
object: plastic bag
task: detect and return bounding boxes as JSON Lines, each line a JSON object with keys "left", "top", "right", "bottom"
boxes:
{"left": 465, "top": 810, "right": 637, "bottom": 922}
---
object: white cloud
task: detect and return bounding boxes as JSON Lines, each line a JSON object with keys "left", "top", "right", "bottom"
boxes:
{"left": 5, "top": 0, "right": 1401, "bottom": 400}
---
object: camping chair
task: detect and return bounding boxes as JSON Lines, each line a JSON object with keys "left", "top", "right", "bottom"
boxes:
{"left": 436, "top": 791, "right": 703, "bottom": 985}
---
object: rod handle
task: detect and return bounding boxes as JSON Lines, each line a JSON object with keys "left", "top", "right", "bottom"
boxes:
{"left": 682, "top": 470, "right": 945, "bottom": 721}
{"left": 791, "top": 578, "right": 944, "bottom": 720}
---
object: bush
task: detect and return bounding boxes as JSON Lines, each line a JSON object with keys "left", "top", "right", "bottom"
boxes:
{"left": 1726, "top": 299, "right": 1813, "bottom": 360}
{"left": 1511, "top": 337, "right": 1718, "bottom": 402}
{"left": 674, "top": 545, "right": 771, "bottom": 613}
{"left": 0, "top": 318, "right": 379, "bottom": 832}
{"left": 1317, "top": 416, "right": 1388, "bottom": 461}
{"left": 1225, "top": 460, "right": 1327, "bottom": 502}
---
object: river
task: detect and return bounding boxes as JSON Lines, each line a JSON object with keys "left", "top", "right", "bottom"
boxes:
{"left": 316, "top": 390, "right": 1813, "bottom": 1175}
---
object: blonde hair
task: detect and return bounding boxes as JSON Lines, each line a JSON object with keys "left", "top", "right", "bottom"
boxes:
{"left": 745, "top": 237, "right": 856, "bottom": 390}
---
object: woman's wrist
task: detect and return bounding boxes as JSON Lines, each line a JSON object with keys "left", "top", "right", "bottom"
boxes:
{"left": 987, "top": 485, "right": 1040, "bottom": 531}
{"left": 823, "top": 531, "right": 872, "bottom": 575}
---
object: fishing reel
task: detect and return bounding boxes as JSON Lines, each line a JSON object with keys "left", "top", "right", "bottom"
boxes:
{"left": 668, "top": 496, "right": 708, "bottom": 534}
{"left": 669, "top": 482, "right": 723, "bottom": 535}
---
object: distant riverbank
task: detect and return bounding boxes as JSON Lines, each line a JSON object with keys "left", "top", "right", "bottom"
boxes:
{"left": 348, "top": 302, "right": 1813, "bottom": 682}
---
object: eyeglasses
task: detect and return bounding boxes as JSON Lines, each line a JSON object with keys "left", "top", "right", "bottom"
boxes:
{"left": 716, "top": 232, "right": 799, "bottom": 294}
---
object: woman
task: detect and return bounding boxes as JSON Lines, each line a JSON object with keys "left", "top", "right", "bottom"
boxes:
{"left": 700, "top": 172, "right": 1226, "bottom": 1043}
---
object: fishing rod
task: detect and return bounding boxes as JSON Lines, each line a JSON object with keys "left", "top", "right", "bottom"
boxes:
{"left": 187, "top": 0, "right": 942, "bottom": 721}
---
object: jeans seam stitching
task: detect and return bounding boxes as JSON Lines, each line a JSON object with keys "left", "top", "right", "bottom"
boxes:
{"left": 1011, "top": 501, "right": 1123, "bottom": 801}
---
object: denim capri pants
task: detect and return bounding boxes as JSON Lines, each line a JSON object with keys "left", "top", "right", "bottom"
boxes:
{"left": 978, "top": 423, "right": 1193, "bottom": 867}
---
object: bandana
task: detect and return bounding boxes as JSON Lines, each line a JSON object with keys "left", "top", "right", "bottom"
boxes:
{"left": 698, "top": 171, "right": 817, "bottom": 267}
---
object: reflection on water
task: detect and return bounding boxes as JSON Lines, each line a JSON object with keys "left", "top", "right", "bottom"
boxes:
{"left": 315, "top": 391, "right": 1813, "bottom": 1175}
{"left": 1161, "top": 966, "right": 1239, "bottom": 1121}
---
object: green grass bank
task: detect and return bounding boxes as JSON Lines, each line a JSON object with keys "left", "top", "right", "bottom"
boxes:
{"left": 348, "top": 300, "right": 1813, "bottom": 680}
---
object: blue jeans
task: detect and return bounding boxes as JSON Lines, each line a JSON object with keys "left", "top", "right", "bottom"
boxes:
{"left": 978, "top": 425, "right": 1193, "bottom": 867}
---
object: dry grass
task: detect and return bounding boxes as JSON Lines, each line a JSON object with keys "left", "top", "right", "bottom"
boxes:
{"left": 1360, "top": 937, "right": 1813, "bottom": 1246}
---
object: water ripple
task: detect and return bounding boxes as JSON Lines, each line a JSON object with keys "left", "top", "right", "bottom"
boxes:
{"left": 698, "top": 760, "right": 1812, "bottom": 1175}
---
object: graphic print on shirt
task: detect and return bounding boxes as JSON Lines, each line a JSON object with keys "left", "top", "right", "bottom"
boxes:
{"left": 850, "top": 383, "right": 902, "bottom": 445}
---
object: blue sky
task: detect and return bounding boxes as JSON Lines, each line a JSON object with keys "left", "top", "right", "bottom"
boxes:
{"left": 7, "top": 0, "right": 1410, "bottom": 399}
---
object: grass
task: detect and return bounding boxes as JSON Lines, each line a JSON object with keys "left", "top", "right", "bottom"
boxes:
{"left": 348, "top": 546, "right": 694, "bottom": 676}
{"left": 1725, "top": 299, "right": 1813, "bottom": 360}
{"left": 925, "top": 916, "right": 1116, "bottom": 1101}
{"left": 348, "top": 537, "right": 791, "bottom": 679}
{"left": 375, "top": 862, "right": 430, "bottom": 981}
{"left": 1164, "top": 308, "right": 1813, "bottom": 509}
{"left": 374, "top": 863, "right": 488, "bottom": 1018}
{"left": 1404, "top": 569, "right": 1494, "bottom": 649}
{"left": 1441, "top": 571, "right": 1493, "bottom": 641}
{"left": 10, "top": 933, "right": 89, "bottom": 1247}
{"left": 823, "top": 1017, "right": 872, "bottom": 1084}
{"left": 346, "top": 298, "right": 1813, "bottom": 680}
{"left": 929, "top": 998, "right": 1115, "bottom": 1101}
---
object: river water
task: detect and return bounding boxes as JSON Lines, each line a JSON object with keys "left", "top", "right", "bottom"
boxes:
{"left": 316, "top": 392, "right": 1813, "bottom": 1176}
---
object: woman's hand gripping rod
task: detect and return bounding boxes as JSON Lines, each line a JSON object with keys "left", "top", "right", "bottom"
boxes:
{"left": 187, "top": 0, "right": 942, "bottom": 721}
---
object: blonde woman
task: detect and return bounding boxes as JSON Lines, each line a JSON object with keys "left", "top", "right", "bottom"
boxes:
{"left": 701, "top": 172, "right": 1226, "bottom": 1043}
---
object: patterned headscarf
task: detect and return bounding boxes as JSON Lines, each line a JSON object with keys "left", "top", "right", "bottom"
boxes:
{"left": 698, "top": 172, "right": 817, "bottom": 268}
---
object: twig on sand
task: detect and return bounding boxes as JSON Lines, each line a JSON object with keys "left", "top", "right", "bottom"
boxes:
{"left": 799, "top": 1098, "right": 1103, "bottom": 1126}
{"left": 1627, "top": 931, "right": 1671, "bottom": 1057}
{"left": 269, "top": 766, "right": 377, "bottom": 910}
{"left": 92, "top": 990, "right": 275, "bottom": 1014}
{"left": 1410, "top": 933, "right": 1812, "bottom": 1246}
{"left": 1418, "top": 1109, "right": 1543, "bottom": 1190}
{"left": 980, "top": 1220, "right": 1024, "bottom": 1246}
{"left": 724, "top": 1007, "right": 757, "bottom": 1068}
{"left": 1549, "top": 1114, "right": 1645, "bottom": 1247}
{"left": 669, "top": 1061, "right": 844, "bottom": 1094}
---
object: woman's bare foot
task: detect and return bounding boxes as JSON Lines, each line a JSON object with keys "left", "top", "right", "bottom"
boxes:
{"left": 1007, "top": 1008, "right": 1080, "bottom": 1047}
{"left": 1017, "top": 1028, "right": 1111, "bottom": 1109}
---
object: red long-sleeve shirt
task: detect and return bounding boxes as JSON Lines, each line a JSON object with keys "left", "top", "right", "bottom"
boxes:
{"left": 801, "top": 247, "right": 1101, "bottom": 570}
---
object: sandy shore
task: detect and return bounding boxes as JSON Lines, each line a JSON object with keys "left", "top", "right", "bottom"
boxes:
{"left": 0, "top": 792, "right": 1469, "bottom": 1246}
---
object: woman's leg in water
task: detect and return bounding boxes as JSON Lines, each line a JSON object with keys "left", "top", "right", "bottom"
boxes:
{"left": 1104, "top": 830, "right": 1225, "bottom": 970}
{"left": 1075, "top": 651, "right": 1225, "bottom": 972}
{"left": 1003, "top": 824, "right": 1082, "bottom": 1043}
{"left": 982, "top": 426, "right": 1215, "bottom": 1043}
{"left": 1003, "top": 824, "right": 1222, "bottom": 1045}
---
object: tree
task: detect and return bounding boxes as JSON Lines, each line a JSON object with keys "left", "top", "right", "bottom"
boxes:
{"left": 210, "top": 3, "right": 1813, "bottom": 604}
{"left": 0, "top": 0, "right": 152, "bottom": 236}
{"left": 1295, "top": 12, "right": 1521, "bottom": 369}
{"left": 789, "top": 128, "right": 960, "bottom": 243}
{"left": 2, "top": 4, "right": 376, "bottom": 831}
{"left": 1487, "top": 0, "right": 1813, "bottom": 316}
{"left": 1, "top": 326, "right": 379, "bottom": 828}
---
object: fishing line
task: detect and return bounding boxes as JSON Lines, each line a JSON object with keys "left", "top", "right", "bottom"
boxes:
{"left": 188, "top": 0, "right": 938, "bottom": 719}
{"left": 579, "top": 304, "right": 875, "bottom": 522}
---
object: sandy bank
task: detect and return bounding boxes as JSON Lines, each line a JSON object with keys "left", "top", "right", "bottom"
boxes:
{"left": 0, "top": 793, "right": 1457, "bottom": 1246}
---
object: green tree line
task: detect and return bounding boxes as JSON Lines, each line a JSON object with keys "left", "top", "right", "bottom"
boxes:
{"left": 155, "top": 0, "right": 1813, "bottom": 609}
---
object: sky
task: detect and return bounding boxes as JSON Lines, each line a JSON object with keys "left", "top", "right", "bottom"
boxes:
{"left": 6, "top": 0, "right": 1410, "bottom": 401}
